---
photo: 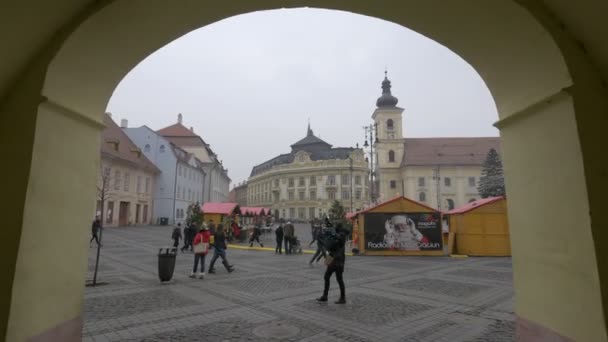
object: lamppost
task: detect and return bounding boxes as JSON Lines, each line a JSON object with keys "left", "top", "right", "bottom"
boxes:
{"left": 363, "top": 123, "right": 379, "bottom": 203}
{"left": 348, "top": 156, "right": 354, "bottom": 213}
{"left": 433, "top": 165, "right": 441, "bottom": 210}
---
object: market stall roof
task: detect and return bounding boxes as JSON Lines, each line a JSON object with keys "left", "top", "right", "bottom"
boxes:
{"left": 201, "top": 202, "right": 240, "bottom": 215}
{"left": 346, "top": 210, "right": 362, "bottom": 220}
{"left": 445, "top": 196, "right": 505, "bottom": 215}
{"left": 240, "top": 207, "right": 268, "bottom": 216}
{"left": 358, "top": 195, "right": 441, "bottom": 215}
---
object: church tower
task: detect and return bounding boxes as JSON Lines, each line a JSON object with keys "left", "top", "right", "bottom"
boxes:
{"left": 372, "top": 71, "right": 405, "bottom": 200}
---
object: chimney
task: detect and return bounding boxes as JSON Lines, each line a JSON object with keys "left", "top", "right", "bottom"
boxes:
{"left": 190, "top": 126, "right": 194, "bottom": 132}
{"left": 120, "top": 119, "right": 128, "bottom": 128}
{"left": 178, "top": 113, "right": 183, "bottom": 124}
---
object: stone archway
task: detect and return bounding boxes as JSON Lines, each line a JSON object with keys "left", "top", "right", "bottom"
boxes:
{"left": 1, "top": 1, "right": 607, "bottom": 341}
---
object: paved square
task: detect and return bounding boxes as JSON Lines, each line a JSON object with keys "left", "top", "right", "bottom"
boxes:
{"left": 84, "top": 225, "right": 514, "bottom": 341}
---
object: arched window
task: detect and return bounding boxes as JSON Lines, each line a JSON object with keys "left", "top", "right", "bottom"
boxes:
{"left": 446, "top": 199, "right": 455, "bottom": 210}
{"left": 144, "top": 144, "right": 150, "bottom": 152}
{"left": 387, "top": 119, "right": 394, "bottom": 130}
{"left": 419, "top": 192, "right": 426, "bottom": 202}
{"left": 159, "top": 144, "right": 165, "bottom": 153}
{"left": 388, "top": 150, "right": 395, "bottom": 163}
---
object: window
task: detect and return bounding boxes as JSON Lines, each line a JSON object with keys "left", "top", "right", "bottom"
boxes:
{"left": 159, "top": 145, "right": 165, "bottom": 153}
{"left": 106, "top": 201, "right": 114, "bottom": 223}
{"left": 341, "top": 174, "right": 349, "bottom": 185}
{"left": 309, "top": 207, "right": 315, "bottom": 219}
{"left": 298, "top": 208, "right": 305, "bottom": 219}
{"left": 468, "top": 177, "right": 476, "bottom": 187}
{"left": 355, "top": 175, "right": 361, "bottom": 185}
{"left": 144, "top": 144, "right": 150, "bottom": 152}
{"left": 387, "top": 119, "right": 394, "bottom": 130}
{"left": 446, "top": 198, "right": 455, "bottom": 210}
{"left": 288, "top": 178, "right": 294, "bottom": 187}
{"left": 145, "top": 177, "right": 150, "bottom": 193}
{"left": 388, "top": 150, "right": 395, "bottom": 163}
{"left": 274, "top": 179, "right": 279, "bottom": 187}
{"left": 299, "top": 191, "right": 305, "bottom": 200}
{"left": 188, "top": 189, "right": 191, "bottom": 201}
{"left": 327, "top": 175, "right": 336, "bottom": 185}
{"left": 390, "top": 180, "right": 397, "bottom": 189}
{"left": 418, "top": 177, "right": 425, "bottom": 187}
{"left": 342, "top": 190, "right": 350, "bottom": 200}
{"left": 419, "top": 192, "right": 426, "bottom": 202}
{"left": 288, "top": 191, "right": 294, "bottom": 201}
{"left": 310, "top": 176, "right": 316, "bottom": 186}
{"left": 355, "top": 190, "right": 362, "bottom": 200}
{"left": 298, "top": 177, "right": 305, "bottom": 186}
{"left": 328, "top": 190, "right": 336, "bottom": 200}
{"left": 178, "top": 165, "right": 181, "bottom": 177}
{"left": 114, "top": 170, "right": 121, "bottom": 190}
{"left": 289, "top": 208, "right": 295, "bottom": 218}
{"left": 124, "top": 172, "right": 130, "bottom": 191}
{"left": 444, "top": 177, "right": 451, "bottom": 187}
{"left": 469, "top": 198, "right": 477, "bottom": 203}
{"left": 310, "top": 190, "right": 316, "bottom": 200}
{"left": 177, "top": 186, "right": 181, "bottom": 199}
{"left": 136, "top": 176, "right": 142, "bottom": 193}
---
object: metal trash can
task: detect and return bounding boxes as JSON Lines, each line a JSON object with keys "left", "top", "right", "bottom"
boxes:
{"left": 159, "top": 217, "right": 169, "bottom": 226}
{"left": 157, "top": 247, "right": 177, "bottom": 282}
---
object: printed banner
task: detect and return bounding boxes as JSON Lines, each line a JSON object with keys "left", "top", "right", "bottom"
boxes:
{"left": 364, "top": 212, "right": 442, "bottom": 251}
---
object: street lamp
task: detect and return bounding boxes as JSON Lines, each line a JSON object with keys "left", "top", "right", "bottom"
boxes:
{"left": 363, "top": 123, "right": 379, "bottom": 203}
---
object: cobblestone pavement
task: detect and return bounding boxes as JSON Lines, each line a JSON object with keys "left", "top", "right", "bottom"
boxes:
{"left": 84, "top": 225, "right": 514, "bottom": 342}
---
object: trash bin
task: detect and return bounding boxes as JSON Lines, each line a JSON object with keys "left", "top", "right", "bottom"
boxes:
{"left": 157, "top": 247, "right": 177, "bottom": 282}
{"left": 159, "top": 217, "right": 169, "bottom": 226}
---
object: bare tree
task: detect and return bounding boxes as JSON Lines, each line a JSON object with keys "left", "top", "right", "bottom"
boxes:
{"left": 91, "top": 163, "right": 113, "bottom": 286}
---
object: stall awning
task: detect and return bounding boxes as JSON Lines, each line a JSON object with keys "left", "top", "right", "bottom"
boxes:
{"left": 201, "top": 202, "right": 240, "bottom": 215}
{"left": 445, "top": 196, "right": 505, "bottom": 215}
{"left": 240, "top": 206, "right": 269, "bottom": 216}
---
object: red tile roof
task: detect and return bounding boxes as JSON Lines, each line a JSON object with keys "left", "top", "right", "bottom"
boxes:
{"left": 201, "top": 202, "right": 240, "bottom": 215}
{"left": 240, "top": 207, "right": 271, "bottom": 216}
{"left": 445, "top": 196, "right": 505, "bottom": 215}
{"left": 401, "top": 137, "right": 501, "bottom": 166}
{"left": 157, "top": 123, "right": 198, "bottom": 137}
{"left": 101, "top": 114, "right": 160, "bottom": 173}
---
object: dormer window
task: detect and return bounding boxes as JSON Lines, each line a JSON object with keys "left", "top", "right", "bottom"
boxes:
{"left": 144, "top": 144, "right": 151, "bottom": 152}
{"left": 159, "top": 145, "right": 165, "bottom": 153}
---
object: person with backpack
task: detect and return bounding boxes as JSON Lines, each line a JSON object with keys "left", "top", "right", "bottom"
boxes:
{"left": 275, "top": 222, "right": 284, "bottom": 254}
{"left": 190, "top": 224, "right": 211, "bottom": 279}
{"left": 249, "top": 222, "right": 264, "bottom": 247}
{"left": 208, "top": 224, "right": 235, "bottom": 274}
{"left": 316, "top": 222, "right": 347, "bottom": 304}
{"left": 171, "top": 225, "right": 182, "bottom": 248}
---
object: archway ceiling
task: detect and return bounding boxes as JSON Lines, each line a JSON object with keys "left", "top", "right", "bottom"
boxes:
{"left": 0, "top": 1, "right": 606, "bottom": 116}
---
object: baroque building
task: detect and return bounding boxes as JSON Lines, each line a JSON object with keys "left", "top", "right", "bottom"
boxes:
{"left": 248, "top": 126, "right": 369, "bottom": 220}
{"left": 372, "top": 72, "right": 501, "bottom": 211}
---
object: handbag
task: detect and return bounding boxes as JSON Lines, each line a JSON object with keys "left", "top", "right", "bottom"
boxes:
{"left": 324, "top": 256, "right": 334, "bottom": 266}
{"left": 193, "top": 241, "right": 209, "bottom": 254}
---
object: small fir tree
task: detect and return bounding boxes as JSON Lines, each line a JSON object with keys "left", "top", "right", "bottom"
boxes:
{"left": 328, "top": 200, "right": 347, "bottom": 226}
{"left": 185, "top": 202, "right": 203, "bottom": 229}
{"left": 477, "top": 148, "right": 506, "bottom": 198}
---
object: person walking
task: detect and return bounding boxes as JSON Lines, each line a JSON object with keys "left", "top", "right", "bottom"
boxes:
{"left": 190, "top": 224, "right": 211, "bottom": 279}
{"left": 309, "top": 225, "right": 327, "bottom": 265}
{"left": 249, "top": 223, "right": 264, "bottom": 247}
{"left": 208, "top": 224, "right": 234, "bottom": 274}
{"left": 317, "top": 223, "right": 347, "bottom": 304}
{"left": 284, "top": 221, "right": 294, "bottom": 254}
{"left": 171, "top": 225, "right": 182, "bottom": 248}
{"left": 275, "top": 223, "right": 284, "bottom": 254}
{"left": 180, "top": 223, "right": 190, "bottom": 252}
{"left": 231, "top": 220, "right": 241, "bottom": 242}
{"left": 90, "top": 216, "right": 102, "bottom": 247}
{"left": 208, "top": 219, "right": 216, "bottom": 234}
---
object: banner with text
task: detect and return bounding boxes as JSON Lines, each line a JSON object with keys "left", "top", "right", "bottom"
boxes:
{"left": 364, "top": 212, "right": 442, "bottom": 251}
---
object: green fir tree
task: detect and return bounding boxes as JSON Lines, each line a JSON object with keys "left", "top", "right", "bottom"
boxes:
{"left": 477, "top": 148, "right": 506, "bottom": 198}
{"left": 185, "top": 202, "right": 203, "bottom": 229}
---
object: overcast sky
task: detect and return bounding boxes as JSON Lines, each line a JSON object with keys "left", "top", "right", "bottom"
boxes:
{"left": 107, "top": 8, "right": 498, "bottom": 185}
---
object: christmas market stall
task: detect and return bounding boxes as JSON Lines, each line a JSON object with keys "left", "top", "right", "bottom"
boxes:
{"left": 201, "top": 202, "right": 241, "bottom": 229}
{"left": 445, "top": 196, "right": 510, "bottom": 256}
{"left": 353, "top": 196, "right": 443, "bottom": 256}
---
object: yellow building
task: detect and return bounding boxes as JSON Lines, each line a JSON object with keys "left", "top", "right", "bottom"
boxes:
{"left": 372, "top": 73, "right": 501, "bottom": 211}
{"left": 248, "top": 125, "right": 369, "bottom": 220}
{"left": 97, "top": 114, "right": 160, "bottom": 227}
{"left": 446, "top": 196, "right": 510, "bottom": 256}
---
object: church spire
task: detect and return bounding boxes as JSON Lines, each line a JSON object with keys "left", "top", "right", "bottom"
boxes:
{"left": 307, "top": 120, "right": 314, "bottom": 137}
{"left": 376, "top": 70, "right": 399, "bottom": 108}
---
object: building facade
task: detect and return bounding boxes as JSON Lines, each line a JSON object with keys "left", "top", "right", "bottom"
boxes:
{"left": 248, "top": 126, "right": 369, "bottom": 220}
{"left": 372, "top": 73, "right": 501, "bottom": 211}
{"left": 231, "top": 181, "right": 249, "bottom": 207}
{"left": 96, "top": 114, "right": 160, "bottom": 227}
{"left": 157, "top": 114, "right": 231, "bottom": 202}
{"left": 124, "top": 125, "right": 205, "bottom": 225}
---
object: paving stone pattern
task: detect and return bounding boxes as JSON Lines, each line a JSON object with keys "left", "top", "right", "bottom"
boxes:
{"left": 83, "top": 225, "right": 514, "bottom": 342}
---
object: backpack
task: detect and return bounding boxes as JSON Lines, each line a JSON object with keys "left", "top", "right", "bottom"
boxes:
{"left": 318, "top": 227, "right": 338, "bottom": 250}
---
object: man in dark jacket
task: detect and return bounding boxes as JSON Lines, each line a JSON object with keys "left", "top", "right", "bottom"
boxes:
{"left": 275, "top": 223, "right": 284, "bottom": 254}
{"left": 208, "top": 224, "right": 234, "bottom": 274}
{"left": 317, "top": 223, "right": 347, "bottom": 304}
{"left": 90, "top": 216, "right": 102, "bottom": 247}
{"left": 308, "top": 225, "right": 327, "bottom": 265}
{"left": 249, "top": 223, "right": 264, "bottom": 247}
{"left": 172, "top": 225, "right": 182, "bottom": 248}
{"left": 283, "top": 221, "right": 295, "bottom": 254}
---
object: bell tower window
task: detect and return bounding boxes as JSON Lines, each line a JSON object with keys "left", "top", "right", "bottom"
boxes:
{"left": 388, "top": 150, "right": 395, "bottom": 163}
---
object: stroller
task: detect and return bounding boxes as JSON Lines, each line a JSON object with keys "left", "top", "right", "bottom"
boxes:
{"left": 290, "top": 235, "right": 303, "bottom": 254}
